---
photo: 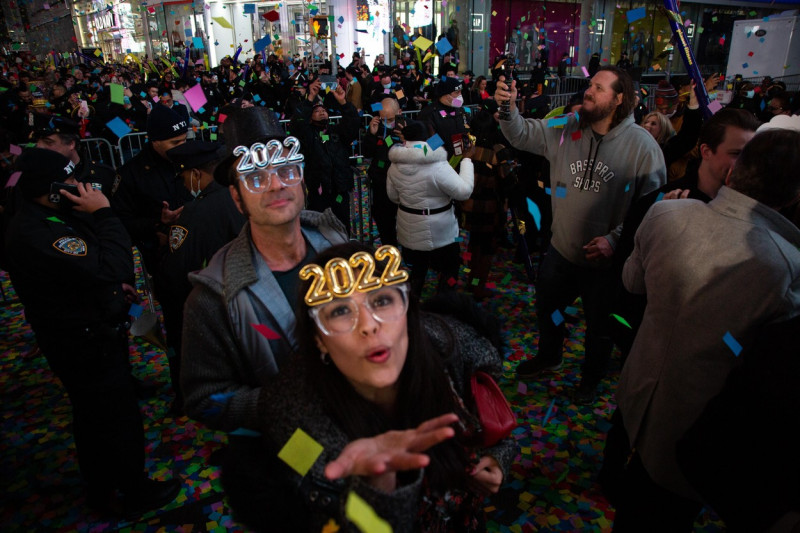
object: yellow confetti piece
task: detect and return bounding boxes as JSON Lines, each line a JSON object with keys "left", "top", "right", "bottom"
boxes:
{"left": 413, "top": 36, "right": 433, "bottom": 51}
{"left": 277, "top": 428, "right": 324, "bottom": 476}
{"left": 345, "top": 491, "right": 393, "bottom": 533}
{"left": 212, "top": 16, "right": 233, "bottom": 29}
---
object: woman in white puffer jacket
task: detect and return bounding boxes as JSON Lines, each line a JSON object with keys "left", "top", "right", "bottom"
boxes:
{"left": 387, "top": 120, "right": 474, "bottom": 296}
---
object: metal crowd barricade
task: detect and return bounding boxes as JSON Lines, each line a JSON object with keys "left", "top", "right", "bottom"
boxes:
{"left": 80, "top": 137, "right": 118, "bottom": 169}
{"left": 117, "top": 132, "right": 149, "bottom": 166}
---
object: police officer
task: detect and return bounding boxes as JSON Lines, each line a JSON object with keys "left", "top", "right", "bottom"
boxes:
{"left": 32, "top": 114, "right": 118, "bottom": 198}
{"left": 158, "top": 140, "right": 246, "bottom": 413}
{"left": 4, "top": 148, "right": 180, "bottom": 516}
{"left": 111, "top": 104, "right": 192, "bottom": 273}
{"left": 418, "top": 76, "right": 469, "bottom": 161}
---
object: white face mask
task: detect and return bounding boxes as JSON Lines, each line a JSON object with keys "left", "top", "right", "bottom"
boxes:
{"left": 382, "top": 82, "right": 392, "bottom": 90}
{"left": 450, "top": 95, "right": 464, "bottom": 108}
{"left": 190, "top": 172, "right": 200, "bottom": 198}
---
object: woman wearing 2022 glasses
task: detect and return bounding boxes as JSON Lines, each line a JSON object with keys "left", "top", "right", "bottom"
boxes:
{"left": 227, "top": 242, "right": 515, "bottom": 532}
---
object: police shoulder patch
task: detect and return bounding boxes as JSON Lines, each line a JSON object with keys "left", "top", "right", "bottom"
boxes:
{"left": 53, "top": 236, "right": 87, "bottom": 256}
{"left": 169, "top": 225, "right": 189, "bottom": 252}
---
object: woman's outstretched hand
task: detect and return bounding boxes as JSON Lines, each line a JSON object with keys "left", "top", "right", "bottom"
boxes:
{"left": 324, "top": 413, "right": 458, "bottom": 492}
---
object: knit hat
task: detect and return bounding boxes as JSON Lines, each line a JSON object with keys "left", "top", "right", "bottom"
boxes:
{"left": 435, "top": 77, "right": 463, "bottom": 97}
{"left": 147, "top": 104, "right": 189, "bottom": 141}
{"left": 16, "top": 148, "right": 76, "bottom": 200}
{"left": 654, "top": 80, "right": 678, "bottom": 104}
{"left": 402, "top": 120, "right": 429, "bottom": 142}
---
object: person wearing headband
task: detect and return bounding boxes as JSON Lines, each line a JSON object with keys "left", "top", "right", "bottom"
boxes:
{"left": 224, "top": 242, "right": 514, "bottom": 531}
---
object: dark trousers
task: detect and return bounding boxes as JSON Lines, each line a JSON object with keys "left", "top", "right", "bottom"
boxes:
{"left": 601, "top": 409, "right": 702, "bottom": 532}
{"left": 402, "top": 242, "right": 460, "bottom": 298}
{"left": 535, "top": 245, "right": 614, "bottom": 385}
{"left": 37, "top": 327, "right": 145, "bottom": 495}
{"left": 369, "top": 176, "right": 398, "bottom": 246}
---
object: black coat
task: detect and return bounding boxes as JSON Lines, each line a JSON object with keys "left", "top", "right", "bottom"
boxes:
{"left": 111, "top": 144, "right": 193, "bottom": 270}
{"left": 289, "top": 99, "right": 360, "bottom": 199}
{"left": 4, "top": 202, "right": 133, "bottom": 331}
{"left": 417, "top": 100, "right": 469, "bottom": 160}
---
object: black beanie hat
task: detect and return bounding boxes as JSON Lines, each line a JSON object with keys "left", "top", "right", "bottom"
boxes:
{"left": 402, "top": 120, "right": 429, "bottom": 142}
{"left": 147, "top": 104, "right": 189, "bottom": 141}
{"left": 16, "top": 148, "right": 76, "bottom": 200}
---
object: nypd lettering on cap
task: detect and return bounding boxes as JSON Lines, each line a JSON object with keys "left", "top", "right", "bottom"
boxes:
{"left": 169, "top": 225, "right": 188, "bottom": 252}
{"left": 52, "top": 236, "right": 87, "bottom": 256}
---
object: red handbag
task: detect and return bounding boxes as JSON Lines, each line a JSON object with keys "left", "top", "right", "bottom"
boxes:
{"left": 470, "top": 371, "right": 517, "bottom": 447}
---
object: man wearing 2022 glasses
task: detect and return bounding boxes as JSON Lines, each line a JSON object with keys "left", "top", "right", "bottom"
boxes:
{"left": 180, "top": 107, "right": 348, "bottom": 527}
{"left": 181, "top": 107, "right": 348, "bottom": 432}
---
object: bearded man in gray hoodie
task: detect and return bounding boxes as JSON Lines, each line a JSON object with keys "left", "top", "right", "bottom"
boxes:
{"left": 495, "top": 66, "right": 666, "bottom": 403}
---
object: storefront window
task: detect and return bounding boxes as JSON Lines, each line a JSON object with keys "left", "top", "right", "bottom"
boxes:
{"left": 489, "top": 1, "right": 581, "bottom": 76}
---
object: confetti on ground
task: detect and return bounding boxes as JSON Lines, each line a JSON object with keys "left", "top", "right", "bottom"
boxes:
{"left": 0, "top": 239, "right": 726, "bottom": 531}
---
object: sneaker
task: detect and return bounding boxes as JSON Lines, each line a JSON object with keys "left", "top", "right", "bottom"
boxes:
{"left": 516, "top": 356, "right": 562, "bottom": 378}
{"left": 573, "top": 381, "right": 598, "bottom": 405}
{"left": 122, "top": 478, "right": 181, "bottom": 518}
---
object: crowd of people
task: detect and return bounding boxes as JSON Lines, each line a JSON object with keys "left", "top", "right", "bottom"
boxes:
{"left": 1, "top": 43, "right": 799, "bottom": 532}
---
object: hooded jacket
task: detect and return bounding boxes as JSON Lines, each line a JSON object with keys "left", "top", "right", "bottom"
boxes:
{"left": 386, "top": 142, "right": 474, "bottom": 251}
{"left": 500, "top": 108, "right": 665, "bottom": 267}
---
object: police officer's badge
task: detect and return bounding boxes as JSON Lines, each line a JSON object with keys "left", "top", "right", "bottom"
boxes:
{"left": 53, "top": 236, "right": 87, "bottom": 256}
{"left": 169, "top": 225, "right": 189, "bottom": 252}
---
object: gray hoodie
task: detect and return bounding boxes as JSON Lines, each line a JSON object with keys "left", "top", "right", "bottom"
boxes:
{"left": 500, "top": 108, "right": 666, "bottom": 266}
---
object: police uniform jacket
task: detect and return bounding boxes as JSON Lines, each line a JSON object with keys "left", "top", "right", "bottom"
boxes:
{"left": 74, "top": 156, "right": 118, "bottom": 199}
{"left": 160, "top": 180, "right": 246, "bottom": 306}
{"left": 417, "top": 100, "right": 468, "bottom": 160}
{"left": 5, "top": 202, "right": 134, "bottom": 333}
{"left": 111, "top": 143, "right": 193, "bottom": 263}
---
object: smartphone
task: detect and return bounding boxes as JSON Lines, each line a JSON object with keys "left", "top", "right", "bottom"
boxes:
{"left": 49, "top": 182, "right": 79, "bottom": 205}
{"left": 319, "top": 75, "right": 338, "bottom": 91}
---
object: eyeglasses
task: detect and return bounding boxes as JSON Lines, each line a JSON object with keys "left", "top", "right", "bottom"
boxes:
{"left": 238, "top": 164, "right": 304, "bottom": 194}
{"left": 308, "top": 284, "right": 410, "bottom": 336}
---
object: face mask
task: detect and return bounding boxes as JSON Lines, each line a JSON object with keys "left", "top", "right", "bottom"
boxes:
{"left": 450, "top": 95, "right": 464, "bottom": 108}
{"left": 745, "top": 90, "right": 755, "bottom": 99}
{"left": 382, "top": 83, "right": 392, "bottom": 90}
{"left": 189, "top": 172, "right": 200, "bottom": 198}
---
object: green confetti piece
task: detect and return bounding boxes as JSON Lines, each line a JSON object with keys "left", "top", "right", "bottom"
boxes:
{"left": 471, "top": 278, "right": 480, "bottom": 286}
{"left": 501, "top": 273, "right": 512, "bottom": 285}
{"left": 377, "top": 160, "right": 385, "bottom": 168}
{"left": 321, "top": 134, "right": 330, "bottom": 142}
{"left": 610, "top": 313, "right": 632, "bottom": 329}
{"left": 336, "top": 194, "right": 343, "bottom": 203}
{"left": 384, "top": 136, "right": 393, "bottom": 147}
{"left": 46, "top": 216, "right": 65, "bottom": 224}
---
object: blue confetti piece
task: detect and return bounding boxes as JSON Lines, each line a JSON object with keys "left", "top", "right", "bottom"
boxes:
{"left": 626, "top": 6, "right": 646, "bottom": 23}
{"left": 210, "top": 392, "right": 235, "bottom": 403}
{"left": 230, "top": 427, "right": 261, "bottom": 437}
{"left": 564, "top": 306, "right": 578, "bottom": 315}
{"left": 128, "top": 303, "right": 144, "bottom": 318}
{"left": 545, "top": 187, "right": 552, "bottom": 195}
{"left": 555, "top": 186, "right": 567, "bottom": 198}
{"left": 370, "top": 102, "right": 383, "bottom": 112}
{"left": 551, "top": 309, "right": 564, "bottom": 326}
{"left": 542, "top": 398, "right": 557, "bottom": 426}
{"left": 656, "top": 192, "right": 665, "bottom": 202}
{"left": 105, "top": 117, "right": 132, "bottom": 138}
{"left": 624, "top": 182, "right": 631, "bottom": 192}
{"left": 426, "top": 133, "right": 445, "bottom": 152}
{"left": 526, "top": 199, "right": 542, "bottom": 230}
{"left": 723, "top": 331, "right": 742, "bottom": 356}
{"left": 548, "top": 116, "right": 568, "bottom": 128}
{"left": 435, "top": 38, "right": 453, "bottom": 55}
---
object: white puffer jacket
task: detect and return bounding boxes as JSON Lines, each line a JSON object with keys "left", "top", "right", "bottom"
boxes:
{"left": 387, "top": 142, "right": 474, "bottom": 251}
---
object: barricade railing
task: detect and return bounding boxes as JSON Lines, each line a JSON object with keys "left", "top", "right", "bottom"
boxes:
{"left": 118, "top": 132, "right": 148, "bottom": 166}
{"left": 80, "top": 137, "right": 118, "bottom": 169}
